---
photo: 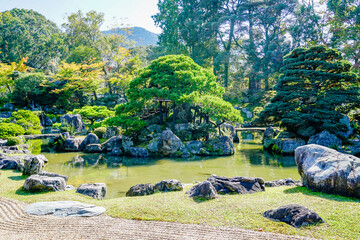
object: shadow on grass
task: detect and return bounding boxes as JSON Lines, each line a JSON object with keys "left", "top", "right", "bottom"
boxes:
{"left": 284, "top": 186, "right": 360, "bottom": 203}
{"left": 15, "top": 187, "right": 52, "bottom": 196}
{"left": 8, "top": 175, "right": 27, "bottom": 181}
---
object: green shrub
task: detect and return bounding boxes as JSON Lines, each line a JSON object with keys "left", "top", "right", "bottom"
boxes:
{"left": 11, "top": 110, "right": 42, "bottom": 134}
{"left": 94, "top": 127, "right": 106, "bottom": 138}
{"left": 6, "top": 136, "right": 22, "bottom": 146}
{"left": 0, "top": 123, "right": 25, "bottom": 139}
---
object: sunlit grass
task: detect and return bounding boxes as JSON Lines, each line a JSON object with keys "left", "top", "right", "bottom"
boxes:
{"left": 1, "top": 170, "right": 359, "bottom": 239}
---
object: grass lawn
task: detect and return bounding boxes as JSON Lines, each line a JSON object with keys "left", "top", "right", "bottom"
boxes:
{"left": 1, "top": 170, "right": 359, "bottom": 239}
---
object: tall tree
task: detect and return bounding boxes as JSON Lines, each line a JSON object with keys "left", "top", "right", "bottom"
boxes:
{"left": 0, "top": 8, "right": 67, "bottom": 70}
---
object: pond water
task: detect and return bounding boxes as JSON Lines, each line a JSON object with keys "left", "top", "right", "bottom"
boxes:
{"left": 41, "top": 134, "right": 300, "bottom": 198}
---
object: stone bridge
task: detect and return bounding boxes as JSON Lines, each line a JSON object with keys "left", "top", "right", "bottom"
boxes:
{"left": 20, "top": 134, "right": 63, "bottom": 140}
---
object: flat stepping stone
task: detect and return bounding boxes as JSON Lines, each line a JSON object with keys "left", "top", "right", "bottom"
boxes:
{"left": 25, "top": 201, "right": 106, "bottom": 217}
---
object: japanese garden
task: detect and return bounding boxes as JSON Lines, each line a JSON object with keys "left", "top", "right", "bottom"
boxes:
{"left": 0, "top": 1, "right": 359, "bottom": 239}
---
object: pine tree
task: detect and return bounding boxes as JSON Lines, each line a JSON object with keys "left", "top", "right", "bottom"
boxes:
{"left": 258, "top": 45, "right": 360, "bottom": 137}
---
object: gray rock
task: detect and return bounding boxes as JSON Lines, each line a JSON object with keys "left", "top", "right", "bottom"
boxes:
{"left": 23, "top": 155, "right": 47, "bottom": 176}
{"left": 274, "top": 138, "right": 306, "bottom": 154}
{"left": 186, "top": 181, "right": 217, "bottom": 200}
{"left": 339, "top": 115, "right": 353, "bottom": 138}
{"left": 207, "top": 175, "right": 265, "bottom": 195}
{"left": 79, "top": 133, "right": 99, "bottom": 150}
{"left": 64, "top": 138, "right": 83, "bottom": 151}
{"left": 0, "top": 112, "right": 12, "bottom": 118}
{"left": 242, "top": 108, "right": 253, "bottom": 119}
{"left": 60, "top": 114, "right": 86, "bottom": 133}
{"left": 203, "top": 136, "right": 235, "bottom": 156}
{"left": 24, "top": 175, "right": 66, "bottom": 192}
{"left": 3, "top": 103, "right": 14, "bottom": 111}
{"left": 0, "top": 158, "right": 19, "bottom": 170}
{"left": 25, "top": 201, "right": 106, "bottom": 217}
{"left": 126, "top": 183, "right": 155, "bottom": 197}
{"left": 295, "top": 144, "right": 360, "bottom": 198}
{"left": 38, "top": 171, "right": 68, "bottom": 182}
{"left": 109, "top": 147, "right": 123, "bottom": 156}
{"left": 85, "top": 144, "right": 102, "bottom": 153}
{"left": 308, "top": 131, "right": 342, "bottom": 148}
{"left": 220, "top": 123, "right": 239, "bottom": 142}
{"left": 263, "top": 127, "right": 276, "bottom": 140}
{"left": 147, "top": 130, "right": 189, "bottom": 158}
{"left": 103, "top": 126, "right": 120, "bottom": 139}
{"left": 65, "top": 185, "right": 76, "bottom": 191}
{"left": 139, "top": 124, "right": 162, "bottom": 143}
{"left": 76, "top": 183, "right": 107, "bottom": 200}
{"left": 102, "top": 135, "right": 133, "bottom": 153}
{"left": 265, "top": 178, "right": 302, "bottom": 187}
{"left": 263, "top": 204, "right": 324, "bottom": 228}
{"left": 186, "top": 140, "right": 203, "bottom": 155}
{"left": 128, "top": 147, "right": 149, "bottom": 158}
{"left": 154, "top": 179, "right": 183, "bottom": 192}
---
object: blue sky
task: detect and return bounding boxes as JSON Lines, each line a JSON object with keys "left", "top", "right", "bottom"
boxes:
{"left": 0, "top": 0, "right": 162, "bottom": 33}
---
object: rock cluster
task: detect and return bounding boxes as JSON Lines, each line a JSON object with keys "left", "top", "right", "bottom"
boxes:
{"left": 126, "top": 179, "right": 183, "bottom": 197}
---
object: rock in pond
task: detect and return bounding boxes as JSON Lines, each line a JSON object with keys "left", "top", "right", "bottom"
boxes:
{"left": 203, "top": 136, "right": 235, "bottom": 156}
{"left": 24, "top": 174, "right": 67, "bottom": 192}
{"left": 295, "top": 144, "right": 360, "bottom": 198}
{"left": 186, "top": 140, "right": 203, "bottom": 155}
{"left": 64, "top": 138, "right": 83, "bottom": 151}
{"left": 139, "top": 124, "right": 162, "bottom": 143}
{"left": 207, "top": 175, "right": 265, "bottom": 195}
{"left": 109, "top": 147, "right": 123, "bottom": 156}
{"left": 79, "top": 133, "right": 99, "bottom": 150}
{"left": 76, "top": 183, "right": 107, "bottom": 200}
{"left": 60, "top": 114, "right": 86, "bottom": 133}
{"left": 85, "top": 144, "right": 102, "bottom": 153}
{"left": 274, "top": 138, "right": 306, "bottom": 154}
{"left": 186, "top": 181, "right": 217, "bottom": 200}
{"left": 308, "top": 130, "right": 342, "bottom": 148}
{"left": 25, "top": 201, "right": 106, "bottom": 217}
{"left": 263, "top": 204, "right": 324, "bottom": 228}
{"left": 23, "top": 155, "right": 47, "bottom": 176}
{"left": 220, "top": 123, "right": 239, "bottom": 142}
{"left": 155, "top": 179, "right": 183, "bottom": 192}
{"left": 147, "top": 129, "right": 189, "bottom": 158}
{"left": 126, "top": 183, "right": 155, "bottom": 197}
{"left": 102, "top": 135, "right": 133, "bottom": 153}
{"left": 128, "top": 147, "right": 149, "bottom": 158}
{"left": 265, "top": 178, "right": 302, "bottom": 187}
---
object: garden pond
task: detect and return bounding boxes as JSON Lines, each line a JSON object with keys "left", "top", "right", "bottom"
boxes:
{"left": 35, "top": 133, "right": 300, "bottom": 198}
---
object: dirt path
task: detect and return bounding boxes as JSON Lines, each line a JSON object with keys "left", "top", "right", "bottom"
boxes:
{"left": 0, "top": 198, "right": 314, "bottom": 240}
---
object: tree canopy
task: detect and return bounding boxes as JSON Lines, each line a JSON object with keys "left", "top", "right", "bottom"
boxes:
{"left": 258, "top": 45, "right": 360, "bottom": 137}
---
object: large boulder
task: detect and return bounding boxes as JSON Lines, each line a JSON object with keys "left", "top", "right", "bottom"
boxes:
{"left": 101, "top": 135, "right": 133, "bottom": 153}
{"left": 203, "top": 136, "right": 235, "bottom": 156}
{"left": 23, "top": 155, "right": 47, "bottom": 176}
{"left": 103, "top": 126, "right": 120, "bottom": 139}
{"left": 295, "top": 144, "right": 360, "bottom": 198}
{"left": 60, "top": 114, "right": 86, "bottom": 133}
{"left": 24, "top": 174, "right": 67, "bottom": 192}
{"left": 186, "top": 181, "right": 217, "bottom": 200}
{"left": 154, "top": 179, "right": 183, "bottom": 192}
{"left": 0, "top": 158, "right": 19, "bottom": 170}
{"left": 79, "top": 133, "right": 99, "bottom": 150}
{"left": 37, "top": 171, "right": 68, "bottom": 182}
{"left": 274, "top": 138, "right": 306, "bottom": 155}
{"left": 263, "top": 204, "right": 324, "bottom": 228}
{"left": 147, "top": 129, "right": 189, "bottom": 158}
{"left": 85, "top": 144, "right": 102, "bottom": 153}
{"left": 308, "top": 131, "right": 342, "bottom": 148}
{"left": 126, "top": 183, "right": 155, "bottom": 197}
{"left": 64, "top": 138, "right": 83, "bottom": 151}
{"left": 207, "top": 175, "right": 265, "bottom": 195}
{"left": 25, "top": 201, "right": 106, "bottom": 217}
{"left": 76, "top": 183, "right": 107, "bottom": 200}
{"left": 138, "top": 124, "right": 162, "bottom": 143}
{"left": 339, "top": 115, "right": 353, "bottom": 138}
{"left": 128, "top": 147, "right": 149, "bottom": 158}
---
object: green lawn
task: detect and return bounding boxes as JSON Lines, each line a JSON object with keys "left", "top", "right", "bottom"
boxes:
{"left": 1, "top": 170, "right": 359, "bottom": 239}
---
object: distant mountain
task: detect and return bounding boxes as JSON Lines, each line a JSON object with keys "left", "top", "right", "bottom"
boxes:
{"left": 102, "top": 27, "right": 159, "bottom": 47}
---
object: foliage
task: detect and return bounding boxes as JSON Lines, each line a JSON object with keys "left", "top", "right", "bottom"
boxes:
{"left": 11, "top": 110, "right": 42, "bottom": 135}
{"left": 71, "top": 106, "right": 114, "bottom": 126}
{"left": 258, "top": 45, "right": 360, "bottom": 137}
{"left": 6, "top": 136, "right": 22, "bottom": 146}
{"left": 12, "top": 73, "right": 45, "bottom": 106}
{"left": 26, "top": 139, "right": 42, "bottom": 154}
{"left": 0, "top": 8, "right": 67, "bottom": 70}
{"left": 66, "top": 45, "right": 101, "bottom": 64}
{"left": 107, "top": 115, "right": 147, "bottom": 139}
{"left": 94, "top": 127, "right": 106, "bottom": 139}
{"left": 51, "top": 61, "right": 104, "bottom": 109}
{"left": 0, "top": 123, "right": 25, "bottom": 139}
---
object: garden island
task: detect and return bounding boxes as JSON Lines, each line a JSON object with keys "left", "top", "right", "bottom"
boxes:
{"left": 0, "top": 1, "right": 359, "bottom": 239}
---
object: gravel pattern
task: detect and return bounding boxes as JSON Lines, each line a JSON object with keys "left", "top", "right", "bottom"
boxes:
{"left": 0, "top": 198, "right": 315, "bottom": 240}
